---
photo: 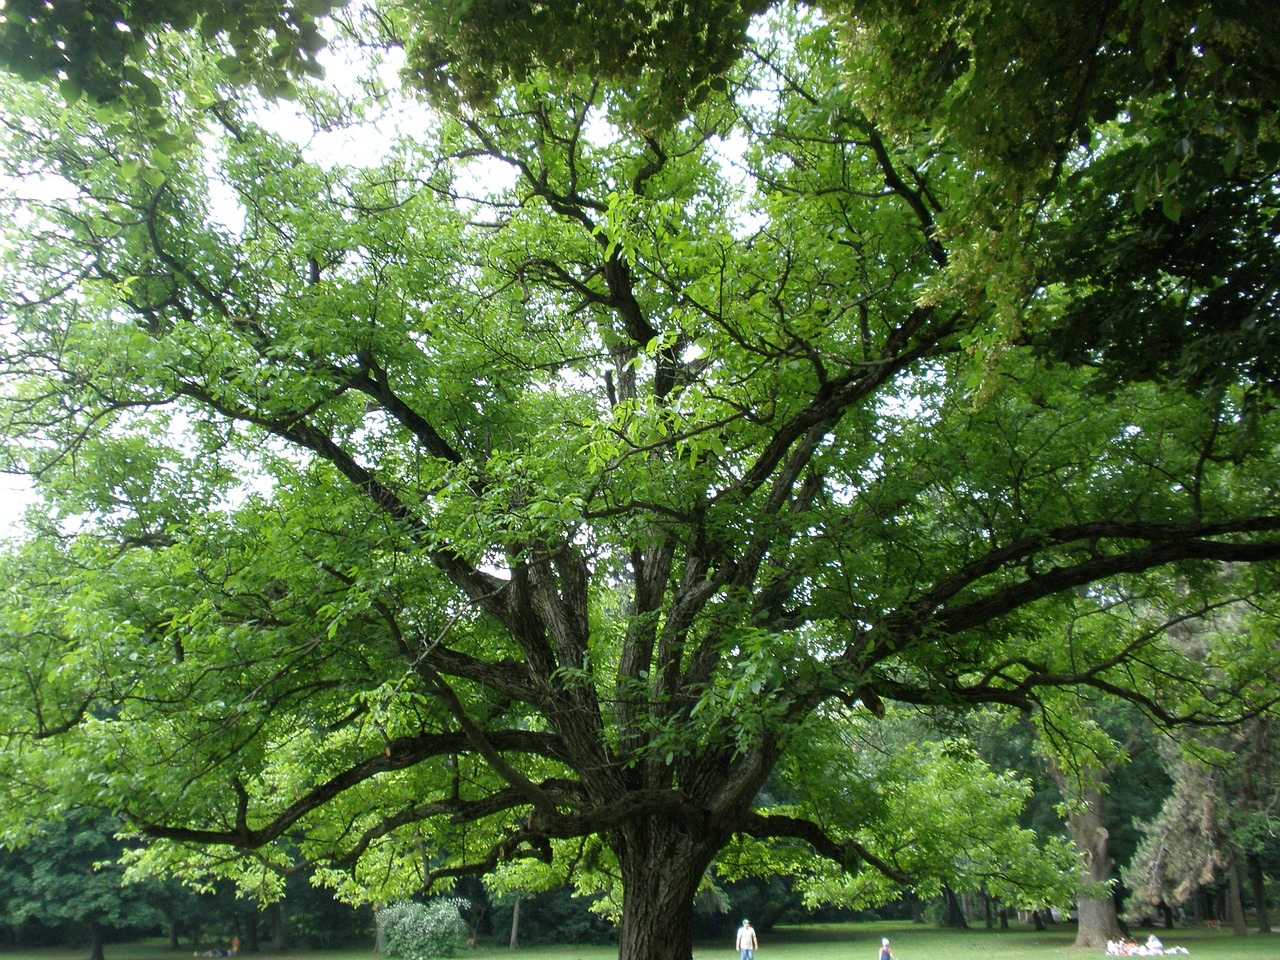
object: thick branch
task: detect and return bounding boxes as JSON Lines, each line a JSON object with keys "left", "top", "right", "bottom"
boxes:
{"left": 133, "top": 729, "right": 563, "bottom": 847}
{"left": 739, "top": 810, "right": 913, "bottom": 884}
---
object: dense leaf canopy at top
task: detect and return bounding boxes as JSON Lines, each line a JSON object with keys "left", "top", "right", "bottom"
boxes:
{"left": 0, "top": 0, "right": 340, "bottom": 102}
{"left": 0, "top": 4, "right": 1279, "bottom": 960}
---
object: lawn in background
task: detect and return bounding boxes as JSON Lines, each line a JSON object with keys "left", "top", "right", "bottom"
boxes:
{"left": 1, "top": 922, "right": 1274, "bottom": 960}
{"left": 746, "top": 921, "right": 1276, "bottom": 960}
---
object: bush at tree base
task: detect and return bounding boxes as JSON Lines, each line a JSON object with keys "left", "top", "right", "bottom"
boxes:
{"left": 377, "top": 900, "right": 467, "bottom": 960}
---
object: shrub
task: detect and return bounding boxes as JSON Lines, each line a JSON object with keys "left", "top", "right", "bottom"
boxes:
{"left": 378, "top": 899, "right": 467, "bottom": 960}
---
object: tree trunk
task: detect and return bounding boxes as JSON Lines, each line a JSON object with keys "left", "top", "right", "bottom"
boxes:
{"left": 942, "top": 887, "right": 968, "bottom": 929}
{"left": 908, "top": 893, "right": 925, "bottom": 924}
{"left": 1065, "top": 782, "right": 1125, "bottom": 948}
{"left": 269, "top": 902, "right": 285, "bottom": 952}
{"left": 88, "top": 920, "right": 106, "bottom": 960}
{"left": 243, "top": 911, "right": 259, "bottom": 954}
{"left": 1226, "top": 854, "right": 1248, "bottom": 936}
{"left": 168, "top": 921, "right": 180, "bottom": 950}
{"left": 612, "top": 815, "right": 726, "bottom": 960}
{"left": 1248, "top": 857, "right": 1271, "bottom": 933}
{"left": 507, "top": 898, "right": 520, "bottom": 950}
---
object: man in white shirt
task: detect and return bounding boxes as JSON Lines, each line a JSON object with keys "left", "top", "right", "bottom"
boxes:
{"left": 736, "top": 920, "right": 758, "bottom": 960}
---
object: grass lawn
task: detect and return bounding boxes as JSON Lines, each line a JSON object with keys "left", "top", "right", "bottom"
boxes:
{"left": 2, "top": 923, "right": 1275, "bottom": 960}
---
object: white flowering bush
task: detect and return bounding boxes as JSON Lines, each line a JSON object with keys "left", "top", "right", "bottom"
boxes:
{"left": 377, "top": 899, "right": 468, "bottom": 960}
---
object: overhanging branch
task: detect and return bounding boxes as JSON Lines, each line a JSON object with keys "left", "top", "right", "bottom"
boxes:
{"left": 132, "top": 728, "right": 563, "bottom": 848}
{"left": 739, "top": 810, "right": 912, "bottom": 884}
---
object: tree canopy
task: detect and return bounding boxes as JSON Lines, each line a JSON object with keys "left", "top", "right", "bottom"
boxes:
{"left": 0, "top": 814, "right": 166, "bottom": 960}
{"left": 1, "top": 4, "right": 1279, "bottom": 960}
{"left": 0, "top": 0, "right": 340, "bottom": 101}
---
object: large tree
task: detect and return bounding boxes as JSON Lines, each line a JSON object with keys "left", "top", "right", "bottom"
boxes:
{"left": 2, "top": 6, "right": 1280, "bottom": 960}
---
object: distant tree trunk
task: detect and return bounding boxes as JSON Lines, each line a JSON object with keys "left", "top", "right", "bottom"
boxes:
{"left": 244, "top": 910, "right": 259, "bottom": 954}
{"left": 1063, "top": 781, "right": 1125, "bottom": 948}
{"left": 907, "top": 892, "right": 925, "bottom": 924}
{"left": 168, "top": 920, "right": 181, "bottom": 950}
{"left": 269, "top": 902, "right": 285, "bottom": 952}
{"left": 1226, "top": 855, "right": 1248, "bottom": 936}
{"left": 1249, "top": 857, "right": 1271, "bottom": 933}
{"left": 1190, "top": 885, "right": 1205, "bottom": 923}
{"left": 942, "top": 887, "right": 968, "bottom": 929}
{"left": 507, "top": 898, "right": 520, "bottom": 950}
{"left": 88, "top": 919, "right": 106, "bottom": 960}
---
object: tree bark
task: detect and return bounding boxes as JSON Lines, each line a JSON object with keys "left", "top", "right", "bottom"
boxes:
{"left": 942, "top": 887, "right": 968, "bottom": 929}
{"left": 612, "top": 814, "right": 726, "bottom": 960}
{"left": 269, "top": 902, "right": 285, "bottom": 952}
{"left": 88, "top": 920, "right": 106, "bottom": 960}
{"left": 1226, "top": 853, "right": 1248, "bottom": 936}
{"left": 508, "top": 898, "right": 520, "bottom": 950}
{"left": 1060, "top": 780, "right": 1124, "bottom": 948}
{"left": 1248, "top": 857, "right": 1271, "bottom": 933}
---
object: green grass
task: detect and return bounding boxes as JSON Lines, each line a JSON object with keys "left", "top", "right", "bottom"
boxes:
{"left": 750, "top": 921, "right": 1277, "bottom": 960}
{"left": 1, "top": 923, "right": 1275, "bottom": 960}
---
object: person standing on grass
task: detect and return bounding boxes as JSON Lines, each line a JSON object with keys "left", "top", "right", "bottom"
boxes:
{"left": 736, "top": 919, "right": 758, "bottom": 960}
{"left": 878, "top": 938, "right": 892, "bottom": 960}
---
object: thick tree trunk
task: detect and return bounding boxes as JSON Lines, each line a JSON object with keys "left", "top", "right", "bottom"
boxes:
{"left": 939, "top": 887, "right": 968, "bottom": 929}
{"left": 1065, "top": 783, "right": 1125, "bottom": 948}
{"left": 613, "top": 815, "right": 725, "bottom": 960}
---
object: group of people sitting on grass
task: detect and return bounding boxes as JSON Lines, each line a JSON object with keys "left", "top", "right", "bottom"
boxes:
{"left": 1105, "top": 935, "right": 1190, "bottom": 956}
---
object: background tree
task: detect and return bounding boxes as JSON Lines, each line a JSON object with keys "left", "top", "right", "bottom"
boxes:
{"left": 1124, "top": 718, "right": 1280, "bottom": 933}
{"left": 2, "top": 7, "right": 1280, "bottom": 960}
{"left": 1, "top": 815, "right": 165, "bottom": 960}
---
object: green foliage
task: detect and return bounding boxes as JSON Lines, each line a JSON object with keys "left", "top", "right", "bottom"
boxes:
{"left": 763, "top": 723, "right": 1079, "bottom": 911}
{"left": 0, "top": 814, "right": 165, "bottom": 942}
{"left": 826, "top": 0, "right": 1280, "bottom": 393}
{"left": 1, "top": 4, "right": 1279, "bottom": 960}
{"left": 399, "top": 0, "right": 771, "bottom": 126}
{"left": 378, "top": 900, "right": 468, "bottom": 960}
{"left": 0, "top": 0, "right": 343, "bottom": 110}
